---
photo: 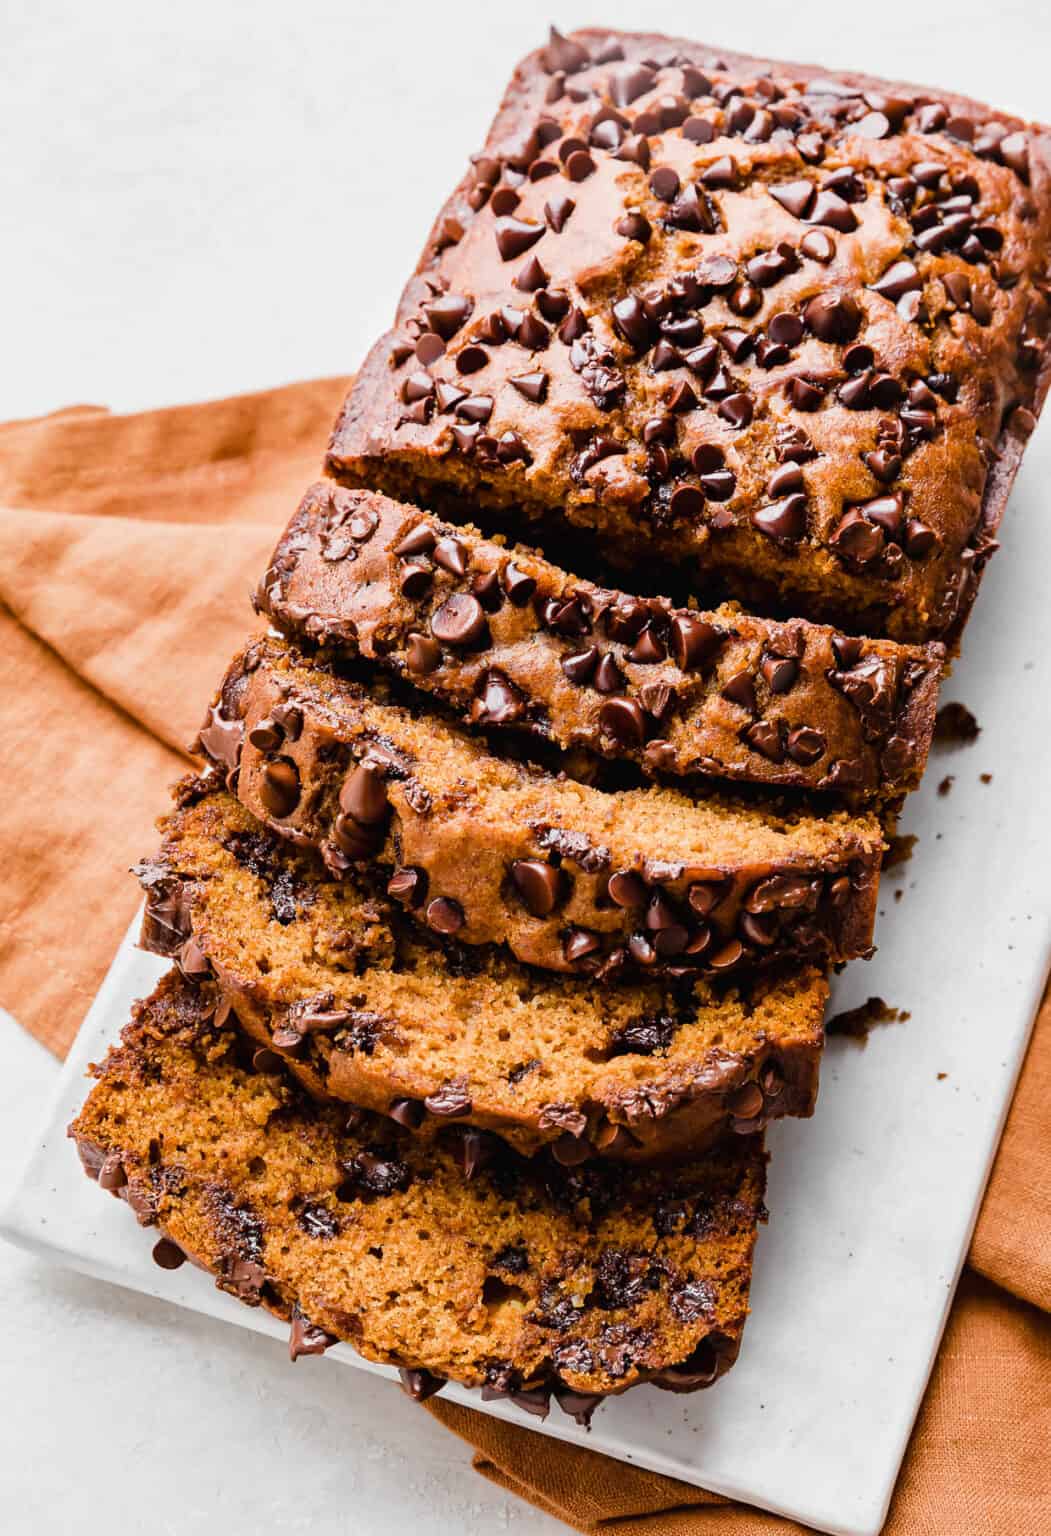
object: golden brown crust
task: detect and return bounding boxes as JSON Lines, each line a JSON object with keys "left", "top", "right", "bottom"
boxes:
{"left": 327, "top": 28, "right": 1051, "bottom": 643}
{"left": 258, "top": 483, "right": 944, "bottom": 799}
{"left": 70, "top": 969, "right": 767, "bottom": 1410}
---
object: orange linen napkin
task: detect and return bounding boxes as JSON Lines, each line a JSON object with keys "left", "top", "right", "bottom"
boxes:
{"left": 1, "top": 384, "right": 1047, "bottom": 1534}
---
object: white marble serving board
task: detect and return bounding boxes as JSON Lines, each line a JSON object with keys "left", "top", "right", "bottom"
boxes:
{"left": 3, "top": 448, "right": 1049, "bottom": 1535}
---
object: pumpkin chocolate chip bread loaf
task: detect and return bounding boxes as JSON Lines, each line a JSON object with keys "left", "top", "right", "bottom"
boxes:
{"left": 258, "top": 483, "right": 944, "bottom": 800}
{"left": 137, "top": 781, "right": 827, "bottom": 1161}
{"left": 327, "top": 27, "right": 1051, "bottom": 644}
{"left": 71, "top": 971, "right": 767, "bottom": 1418}
{"left": 197, "top": 637, "right": 883, "bottom": 977}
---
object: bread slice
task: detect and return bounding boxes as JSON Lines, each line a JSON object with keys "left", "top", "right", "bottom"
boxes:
{"left": 70, "top": 969, "right": 767, "bottom": 1416}
{"left": 197, "top": 637, "right": 884, "bottom": 978}
{"left": 257, "top": 483, "right": 943, "bottom": 800}
{"left": 136, "top": 781, "right": 827, "bottom": 1161}
{"left": 325, "top": 28, "right": 1051, "bottom": 646}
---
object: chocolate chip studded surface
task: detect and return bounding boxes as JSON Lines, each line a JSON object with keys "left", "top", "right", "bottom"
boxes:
{"left": 70, "top": 970, "right": 766, "bottom": 1407}
{"left": 327, "top": 28, "right": 1051, "bottom": 644}
{"left": 197, "top": 637, "right": 883, "bottom": 976}
{"left": 258, "top": 484, "right": 943, "bottom": 799}
{"left": 136, "top": 782, "right": 826, "bottom": 1161}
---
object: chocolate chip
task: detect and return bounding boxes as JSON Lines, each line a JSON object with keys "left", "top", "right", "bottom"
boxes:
{"left": 406, "top": 632, "right": 441, "bottom": 675}
{"left": 511, "top": 860, "right": 566, "bottom": 917}
{"left": 607, "top": 869, "right": 648, "bottom": 907}
{"left": 536, "top": 288, "right": 570, "bottom": 322}
{"left": 870, "top": 260, "right": 921, "bottom": 301}
{"left": 563, "top": 928, "right": 603, "bottom": 964}
{"left": 565, "top": 149, "right": 596, "bottom": 181}
{"left": 830, "top": 509, "right": 884, "bottom": 565}
{"left": 387, "top": 867, "right": 424, "bottom": 906}
{"left": 490, "top": 187, "right": 521, "bottom": 217}
{"left": 609, "top": 62, "right": 656, "bottom": 106}
{"left": 670, "top": 614, "right": 721, "bottom": 670}
{"left": 433, "top": 536, "right": 468, "bottom": 577}
{"left": 502, "top": 563, "right": 536, "bottom": 605}
{"left": 560, "top": 646, "right": 598, "bottom": 685}
{"left": 504, "top": 367, "right": 547, "bottom": 408}
{"left": 669, "top": 183, "right": 717, "bottom": 233}
{"left": 494, "top": 216, "right": 545, "bottom": 260}
{"left": 615, "top": 133, "right": 651, "bottom": 169}
{"left": 594, "top": 653, "right": 625, "bottom": 694}
{"left": 648, "top": 165, "right": 680, "bottom": 202}
{"left": 804, "top": 291, "right": 860, "bottom": 342}
{"left": 719, "top": 392, "right": 754, "bottom": 429}
{"left": 751, "top": 494, "right": 807, "bottom": 543}
{"left": 590, "top": 116, "right": 626, "bottom": 153}
{"left": 399, "top": 559, "right": 432, "bottom": 598}
{"left": 683, "top": 115, "right": 715, "bottom": 142}
{"left": 332, "top": 812, "right": 380, "bottom": 861}
{"left": 863, "top": 448, "right": 901, "bottom": 483}
{"left": 388, "top": 1097, "right": 425, "bottom": 1129}
{"left": 860, "top": 492, "right": 905, "bottom": 537}
{"left": 768, "top": 178, "right": 813, "bottom": 218}
{"left": 708, "top": 939, "right": 745, "bottom": 971}
{"left": 149, "top": 1236, "right": 185, "bottom": 1270}
{"left": 246, "top": 717, "right": 281, "bottom": 753}
{"left": 700, "top": 155, "right": 737, "bottom": 188}
{"left": 701, "top": 467, "right": 736, "bottom": 500}
{"left": 786, "top": 376, "right": 824, "bottom": 410}
{"left": 651, "top": 339, "right": 683, "bottom": 371}
{"left": 807, "top": 190, "right": 857, "bottom": 232}
{"left": 513, "top": 256, "right": 549, "bottom": 296}
{"left": 425, "top": 294, "right": 472, "bottom": 339}
{"left": 426, "top": 897, "right": 464, "bottom": 935}
{"left": 721, "top": 669, "right": 757, "bottom": 712}
{"left": 616, "top": 210, "right": 652, "bottom": 242}
{"left": 431, "top": 593, "right": 488, "bottom": 648}
{"left": 472, "top": 669, "right": 525, "bottom": 725}
{"left": 628, "top": 624, "right": 666, "bottom": 664}
{"left": 434, "top": 381, "right": 467, "bottom": 413}
{"left": 393, "top": 523, "right": 436, "bottom": 560}
{"left": 667, "top": 379, "right": 698, "bottom": 413}
{"left": 611, "top": 294, "right": 656, "bottom": 351}
{"left": 744, "top": 718, "right": 785, "bottom": 761}
{"left": 768, "top": 312, "right": 805, "bottom": 348}
{"left": 761, "top": 655, "right": 798, "bottom": 693}
{"left": 339, "top": 762, "right": 388, "bottom": 826}
{"left": 904, "top": 518, "right": 938, "bottom": 557}
{"left": 599, "top": 696, "right": 646, "bottom": 747}
{"left": 767, "top": 462, "right": 804, "bottom": 497}
{"left": 455, "top": 344, "right": 489, "bottom": 374}
{"left": 800, "top": 229, "right": 836, "bottom": 262}
{"left": 542, "top": 25, "right": 589, "bottom": 73}
{"left": 260, "top": 759, "right": 300, "bottom": 818}
{"left": 786, "top": 725, "right": 826, "bottom": 764}
{"left": 669, "top": 484, "right": 704, "bottom": 519}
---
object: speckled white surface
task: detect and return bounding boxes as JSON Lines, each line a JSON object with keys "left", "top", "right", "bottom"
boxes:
{"left": 2, "top": 3, "right": 1049, "bottom": 1534}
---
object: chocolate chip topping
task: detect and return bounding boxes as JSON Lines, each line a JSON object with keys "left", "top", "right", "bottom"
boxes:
{"left": 260, "top": 759, "right": 300, "bottom": 818}
{"left": 510, "top": 859, "right": 566, "bottom": 917}
{"left": 431, "top": 594, "right": 488, "bottom": 648}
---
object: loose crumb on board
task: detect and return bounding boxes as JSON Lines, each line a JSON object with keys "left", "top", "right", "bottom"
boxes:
{"left": 883, "top": 834, "right": 917, "bottom": 870}
{"left": 938, "top": 775, "right": 955, "bottom": 797}
{"left": 934, "top": 702, "right": 981, "bottom": 745}
{"left": 980, "top": 772, "right": 993, "bottom": 784}
{"left": 827, "top": 997, "right": 911, "bottom": 1045}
